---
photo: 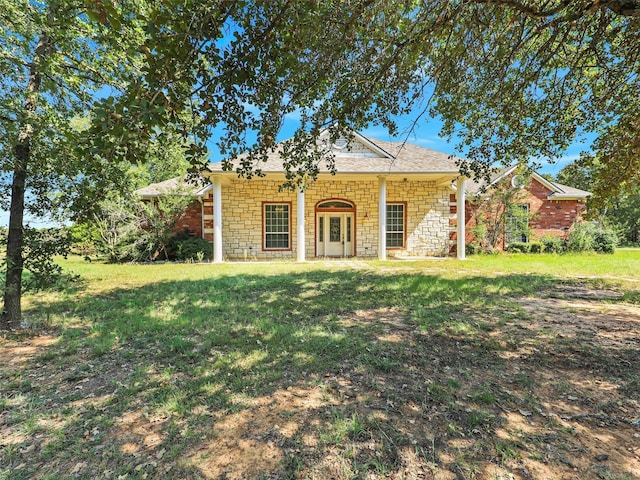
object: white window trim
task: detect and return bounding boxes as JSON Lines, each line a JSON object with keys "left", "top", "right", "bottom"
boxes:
{"left": 263, "top": 202, "right": 291, "bottom": 250}
{"left": 386, "top": 203, "right": 406, "bottom": 249}
{"left": 507, "top": 204, "right": 530, "bottom": 244}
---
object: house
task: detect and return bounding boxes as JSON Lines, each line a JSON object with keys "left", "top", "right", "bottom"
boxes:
{"left": 135, "top": 132, "right": 590, "bottom": 261}
{"left": 135, "top": 131, "right": 469, "bottom": 261}
{"left": 462, "top": 166, "right": 591, "bottom": 250}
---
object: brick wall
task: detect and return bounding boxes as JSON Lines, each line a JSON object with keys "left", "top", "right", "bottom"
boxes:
{"left": 450, "top": 177, "right": 587, "bottom": 251}
{"left": 174, "top": 200, "right": 203, "bottom": 238}
{"left": 199, "top": 177, "right": 454, "bottom": 260}
{"left": 527, "top": 179, "right": 587, "bottom": 239}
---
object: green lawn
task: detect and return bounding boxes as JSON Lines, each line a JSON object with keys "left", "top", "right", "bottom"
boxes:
{"left": 1, "top": 251, "right": 639, "bottom": 479}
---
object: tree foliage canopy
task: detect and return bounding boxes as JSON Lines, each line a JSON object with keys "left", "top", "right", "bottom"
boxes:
{"left": 88, "top": 0, "right": 640, "bottom": 195}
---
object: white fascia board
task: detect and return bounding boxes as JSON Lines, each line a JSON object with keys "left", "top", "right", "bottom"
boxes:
{"left": 194, "top": 183, "right": 213, "bottom": 196}
{"left": 352, "top": 131, "right": 394, "bottom": 159}
{"left": 488, "top": 167, "right": 567, "bottom": 196}
{"left": 485, "top": 165, "right": 518, "bottom": 188}
{"left": 547, "top": 193, "right": 591, "bottom": 200}
{"left": 531, "top": 172, "right": 564, "bottom": 194}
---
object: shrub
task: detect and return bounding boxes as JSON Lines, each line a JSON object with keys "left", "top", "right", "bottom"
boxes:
{"left": 541, "top": 235, "right": 565, "bottom": 254}
{"left": 466, "top": 243, "right": 483, "bottom": 255}
{"left": 174, "top": 237, "right": 212, "bottom": 261}
{"left": 593, "top": 228, "right": 618, "bottom": 254}
{"left": 567, "top": 222, "right": 596, "bottom": 252}
{"left": 506, "top": 242, "right": 530, "bottom": 253}
{"left": 529, "top": 242, "right": 543, "bottom": 253}
{"left": 566, "top": 222, "right": 618, "bottom": 254}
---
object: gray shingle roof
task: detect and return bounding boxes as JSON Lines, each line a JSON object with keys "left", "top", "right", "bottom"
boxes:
{"left": 466, "top": 166, "right": 590, "bottom": 199}
{"left": 137, "top": 134, "right": 464, "bottom": 196}
{"left": 208, "top": 135, "right": 461, "bottom": 174}
{"left": 134, "top": 177, "right": 211, "bottom": 198}
{"left": 547, "top": 181, "right": 591, "bottom": 199}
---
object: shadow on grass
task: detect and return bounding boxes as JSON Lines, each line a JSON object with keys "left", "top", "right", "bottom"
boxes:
{"left": 3, "top": 269, "right": 639, "bottom": 479}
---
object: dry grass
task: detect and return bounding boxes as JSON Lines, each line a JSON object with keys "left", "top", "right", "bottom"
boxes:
{"left": 1, "top": 251, "right": 639, "bottom": 479}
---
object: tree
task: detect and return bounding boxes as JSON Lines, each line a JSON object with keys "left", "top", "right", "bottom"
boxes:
{"left": 92, "top": 186, "right": 196, "bottom": 262}
{"left": 126, "top": 129, "right": 192, "bottom": 191}
{"left": 90, "top": 1, "right": 640, "bottom": 195}
{"left": 70, "top": 129, "right": 193, "bottom": 258}
{"left": 0, "top": 0, "right": 145, "bottom": 329}
{"left": 468, "top": 176, "right": 531, "bottom": 252}
{"left": 4, "top": 0, "right": 640, "bottom": 330}
{"left": 572, "top": 114, "right": 640, "bottom": 209}
{"left": 558, "top": 160, "right": 640, "bottom": 245}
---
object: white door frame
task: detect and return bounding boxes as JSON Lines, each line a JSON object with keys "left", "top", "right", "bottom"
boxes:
{"left": 317, "top": 212, "right": 354, "bottom": 257}
{"left": 315, "top": 199, "right": 356, "bottom": 257}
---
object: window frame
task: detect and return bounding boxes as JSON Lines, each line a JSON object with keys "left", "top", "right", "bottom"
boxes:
{"left": 262, "top": 201, "right": 292, "bottom": 251}
{"left": 506, "top": 203, "right": 530, "bottom": 244}
{"left": 386, "top": 202, "right": 407, "bottom": 249}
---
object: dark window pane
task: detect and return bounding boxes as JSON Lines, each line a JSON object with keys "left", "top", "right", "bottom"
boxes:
{"left": 385, "top": 204, "right": 405, "bottom": 248}
{"left": 329, "top": 217, "right": 341, "bottom": 242}
{"left": 265, "top": 204, "right": 289, "bottom": 248}
{"left": 317, "top": 201, "right": 353, "bottom": 209}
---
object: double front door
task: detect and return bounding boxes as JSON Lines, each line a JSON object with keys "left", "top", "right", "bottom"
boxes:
{"left": 317, "top": 213, "right": 354, "bottom": 257}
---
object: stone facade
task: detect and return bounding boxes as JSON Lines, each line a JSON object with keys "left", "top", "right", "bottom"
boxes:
{"left": 187, "top": 177, "right": 454, "bottom": 260}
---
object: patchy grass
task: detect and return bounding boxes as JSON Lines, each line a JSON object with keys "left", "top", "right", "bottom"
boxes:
{"left": 1, "top": 251, "right": 639, "bottom": 479}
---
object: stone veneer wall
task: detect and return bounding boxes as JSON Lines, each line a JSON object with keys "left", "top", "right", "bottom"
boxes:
{"left": 387, "top": 181, "right": 452, "bottom": 256}
{"left": 196, "top": 177, "right": 453, "bottom": 259}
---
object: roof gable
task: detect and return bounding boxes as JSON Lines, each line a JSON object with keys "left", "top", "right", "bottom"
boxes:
{"left": 467, "top": 166, "right": 591, "bottom": 200}
{"left": 207, "top": 130, "right": 461, "bottom": 175}
{"left": 324, "top": 131, "right": 393, "bottom": 159}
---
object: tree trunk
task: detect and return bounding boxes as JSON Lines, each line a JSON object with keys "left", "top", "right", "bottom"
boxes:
{"left": 1, "top": 33, "right": 48, "bottom": 331}
{"left": 1, "top": 151, "right": 28, "bottom": 330}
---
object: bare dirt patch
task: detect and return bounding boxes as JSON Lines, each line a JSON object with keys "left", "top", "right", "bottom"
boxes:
{"left": 184, "top": 298, "right": 640, "bottom": 479}
{"left": 0, "top": 335, "right": 58, "bottom": 367}
{"left": 1, "top": 283, "right": 639, "bottom": 479}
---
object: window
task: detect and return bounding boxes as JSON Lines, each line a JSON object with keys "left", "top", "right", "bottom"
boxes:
{"left": 386, "top": 203, "right": 405, "bottom": 248}
{"left": 329, "top": 216, "right": 341, "bottom": 242}
{"left": 317, "top": 200, "right": 354, "bottom": 210}
{"left": 264, "top": 203, "right": 290, "bottom": 249}
{"left": 511, "top": 174, "right": 526, "bottom": 189}
{"left": 507, "top": 204, "right": 530, "bottom": 243}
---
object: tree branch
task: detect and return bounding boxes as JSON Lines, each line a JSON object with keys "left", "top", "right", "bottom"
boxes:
{"left": 467, "top": 0, "right": 640, "bottom": 18}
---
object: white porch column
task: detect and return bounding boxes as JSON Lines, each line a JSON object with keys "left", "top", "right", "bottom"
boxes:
{"left": 297, "top": 188, "right": 306, "bottom": 262}
{"left": 213, "top": 176, "right": 223, "bottom": 263}
{"left": 456, "top": 176, "right": 466, "bottom": 260}
{"left": 378, "top": 176, "right": 387, "bottom": 260}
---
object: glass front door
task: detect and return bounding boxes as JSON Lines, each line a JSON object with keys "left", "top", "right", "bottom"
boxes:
{"left": 317, "top": 213, "right": 354, "bottom": 257}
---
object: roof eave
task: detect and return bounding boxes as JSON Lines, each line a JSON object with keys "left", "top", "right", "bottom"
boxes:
{"left": 547, "top": 193, "right": 591, "bottom": 200}
{"left": 205, "top": 169, "right": 459, "bottom": 176}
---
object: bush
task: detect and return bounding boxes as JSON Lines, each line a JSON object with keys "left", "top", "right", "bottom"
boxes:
{"left": 173, "top": 237, "right": 212, "bottom": 261}
{"left": 466, "top": 243, "right": 483, "bottom": 255}
{"left": 529, "top": 242, "right": 543, "bottom": 253}
{"left": 506, "top": 242, "right": 530, "bottom": 253}
{"left": 541, "top": 235, "right": 565, "bottom": 254}
{"left": 593, "top": 228, "right": 618, "bottom": 254}
{"left": 566, "top": 222, "right": 617, "bottom": 254}
{"left": 567, "top": 222, "right": 596, "bottom": 252}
